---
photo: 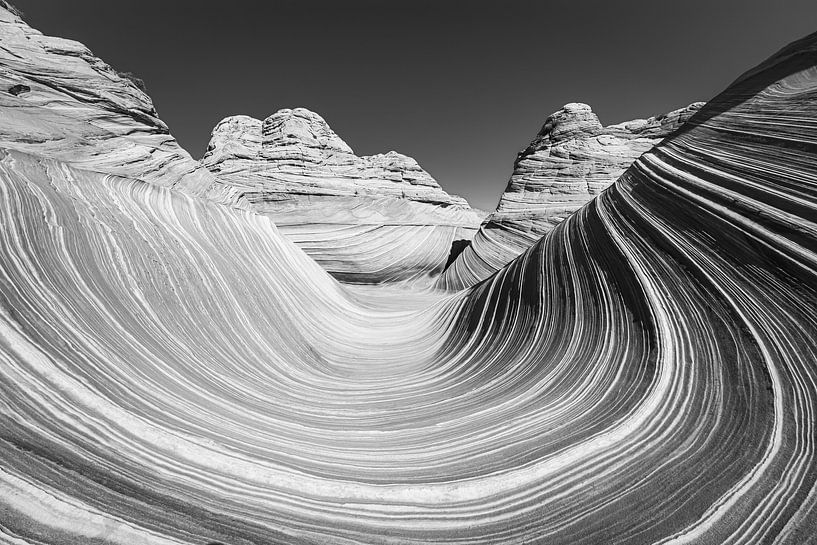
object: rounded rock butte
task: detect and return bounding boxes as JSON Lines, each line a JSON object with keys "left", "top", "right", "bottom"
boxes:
{"left": 1, "top": 5, "right": 817, "bottom": 545}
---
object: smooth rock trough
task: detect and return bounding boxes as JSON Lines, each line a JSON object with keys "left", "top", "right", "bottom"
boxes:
{"left": 1, "top": 5, "right": 817, "bottom": 544}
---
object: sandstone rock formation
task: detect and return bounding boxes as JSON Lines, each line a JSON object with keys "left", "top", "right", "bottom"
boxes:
{"left": 437, "top": 101, "right": 703, "bottom": 290}
{"left": 0, "top": 2, "right": 480, "bottom": 286}
{"left": 2, "top": 4, "right": 817, "bottom": 544}
{"left": 0, "top": 6, "right": 210, "bottom": 193}
{"left": 201, "top": 108, "right": 483, "bottom": 284}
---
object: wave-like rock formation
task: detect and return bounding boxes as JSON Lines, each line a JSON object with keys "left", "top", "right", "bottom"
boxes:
{"left": 202, "top": 108, "right": 483, "bottom": 284}
{"left": 438, "top": 101, "right": 703, "bottom": 290}
{"left": 0, "top": 0, "right": 480, "bottom": 287}
{"left": 2, "top": 5, "right": 817, "bottom": 544}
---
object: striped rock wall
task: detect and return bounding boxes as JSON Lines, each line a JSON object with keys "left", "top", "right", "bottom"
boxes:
{"left": 1, "top": 5, "right": 817, "bottom": 545}
{"left": 437, "top": 101, "right": 703, "bottom": 290}
{"left": 201, "top": 108, "right": 484, "bottom": 285}
{"left": 0, "top": 6, "right": 480, "bottom": 288}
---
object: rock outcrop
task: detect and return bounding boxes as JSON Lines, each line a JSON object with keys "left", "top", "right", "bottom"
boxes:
{"left": 437, "top": 101, "right": 703, "bottom": 289}
{"left": 0, "top": 7, "right": 210, "bottom": 193}
{"left": 201, "top": 108, "right": 483, "bottom": 284}
{"left": 3, "top": 4, "right": 817, "bottom": 543}
{"left": 0, "top": 4, "right": 480, "bottom": 286}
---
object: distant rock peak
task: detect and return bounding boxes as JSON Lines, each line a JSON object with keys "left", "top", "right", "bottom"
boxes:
{"left": 530, "top": 102, "right": 604, "bottom": 148}
{"left": 205, "top": 108, "right": 411, "bottom": 163}
{"left": 262, "top": 107, "right": 353, "bottom": 154}
{"left": 202, "top": 106, "right": 461, "bottom": 200}
{"left": 200, "top": 106, "right": 482, "bottom": 284}
{"left": 204, "top": 115, "right": 262, "bottom": 162}
{"left": 437, "top": 100, "right": 703, "bottom": 290}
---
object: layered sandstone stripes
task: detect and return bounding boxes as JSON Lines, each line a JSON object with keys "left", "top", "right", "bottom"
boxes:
{"left": 1, "top": 5, "right": 817, "bottom": 545}
{"left": 0, "top": 4, "right": 479, "bottom": 287}
{"left": 202, "top": 108, "right": 483, "bottom": 284}
{"left": 437, "top": 101, "right": 703, "bottom": 290}
{"left": 0, "top": 8, "right": 210, "bottom": 194}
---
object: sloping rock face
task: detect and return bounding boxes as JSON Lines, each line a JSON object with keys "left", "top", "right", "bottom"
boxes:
{"left": 3, "top": 5, "right": 817, "bottom": 544}
{"left": 437, "top": 101, "right": 703, "bottom": 289}
{"left": 0, "top": 6, "right": 210, "bottom": 193}
{"left": 202, "top": 108, "right": 483, "bottom": 284}
{"left": 0, "top": 2, "right": 479, "bottom": 286}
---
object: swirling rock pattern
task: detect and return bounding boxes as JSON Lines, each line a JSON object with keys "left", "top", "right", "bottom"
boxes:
{"left": 2, "top": 6, "right": 817, "bottom": 545}
{"left": 0, "top": 1, "right": 479, "bottom": 287}
{"left": 438, "top": 101, "right": 703, "bottom": 290}
{"left": 202, "top": 108, "right": 483, "bottom": 284}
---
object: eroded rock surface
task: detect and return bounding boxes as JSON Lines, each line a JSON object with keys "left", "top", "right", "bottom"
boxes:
{"left": 3, "top": 4, "right": 817, "bottom": 543}
{"left": 0, "top": 5, "right": 480, "bottom": 285}
{"left": 202, "top": 108, "right": 483, "bottom": 284}
{"left": 0, "top": 7, "right": 210, "bottom": 193}
{"left": 438, "top": 101, "right": 703, "bottom": 289}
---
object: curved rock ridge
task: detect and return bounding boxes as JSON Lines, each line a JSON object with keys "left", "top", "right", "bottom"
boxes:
{"left": 202, "top": 107, "right": 483, "bottom": 284}
{"left": 437, "top": 100, "right": 704, "bottom": 290}
{"left": 0, "top": 7, "right": 211, "bottom": 194}
{"left": 2, "top": 5, "right": 817, "bottom": 544}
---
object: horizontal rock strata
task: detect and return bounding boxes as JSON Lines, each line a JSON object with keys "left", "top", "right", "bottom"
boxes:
{"left": 202, "top": 108, "right": 483, "bottom": 284}
{"left": 437, "top": 101, "right": 703, "bottom": 290}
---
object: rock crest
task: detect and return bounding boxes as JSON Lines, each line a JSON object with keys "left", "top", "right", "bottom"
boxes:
{"left": 437, "top": 101, "right": 704, "bottom": 289}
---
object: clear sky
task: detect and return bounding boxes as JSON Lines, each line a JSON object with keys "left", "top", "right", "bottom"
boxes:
{"left": 18, "top": 0, "right": 817, "bottom": 211}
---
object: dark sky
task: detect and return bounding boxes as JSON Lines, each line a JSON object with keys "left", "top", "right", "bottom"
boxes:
{"left": 18, "top": 1, "right": 817, "bottom": 211}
